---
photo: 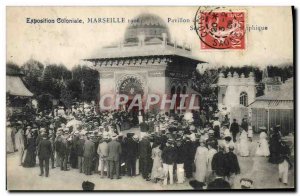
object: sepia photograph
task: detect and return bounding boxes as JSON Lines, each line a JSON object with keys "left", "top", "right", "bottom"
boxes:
{"left": 6, "top": 6, "right": 295, "bottom": 191}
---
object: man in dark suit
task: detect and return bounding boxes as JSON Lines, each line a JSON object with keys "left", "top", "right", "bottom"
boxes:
{"left": 60, "top": 130, "right": 70, "bottom": 171}
{"left": 183, "top": 137, "right": 194, "bottom": 179}
{"left": 139, "top": 134, "right": 152, "bottom": 180}
{"left": 37, "top": 133, "right": 52, "bottom": 177}
{"left": 107, "top": 133, "right": 122, "bottom": 179}
{"left": 126, "top": 133, "right": 138, "bottom": 176}
{"left": 83, "top": 133, "right": 95, "bottom": 175}
{"left": 225, "top": 145, "right": 240, "bottom": 186}
{"left": 76, "top": 132, "right": 85, "bottom": 173}
{"left": 229, "top": 119, "right": 239, "bottom": 142}
{"left": 212, "top": 144, "right": 229, "bottom": 178}
{"left": 148, "top": 118, "right": 155, "bottom": 133}
{"left": 139, "top": 121, "right": 149, "bottom": 133}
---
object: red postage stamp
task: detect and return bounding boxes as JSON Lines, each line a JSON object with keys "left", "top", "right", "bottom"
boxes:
{"left": 195, "top": 7, "right": 246, "bottom": 50}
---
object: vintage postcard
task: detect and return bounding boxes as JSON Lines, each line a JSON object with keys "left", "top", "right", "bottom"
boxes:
{"left": 6, "top": 6, "right": 294, "bottom": 191}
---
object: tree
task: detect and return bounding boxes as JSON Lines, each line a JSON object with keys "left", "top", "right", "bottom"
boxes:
{"left": 20, "top": 59, "right": 44, "bottom": 95}
{"left": 60, "top": 86, "right": 73, "bottom": 109}
{"left": 267, "top": 65, "right": 293, "bottom": 82}
{"left": 7, "top": 62, "right": 22, "bottom": 75}
{"left": 66, "top": 79, "right": 82, "bottom": 102}
{"left": 256, "top": 82, "right": 265, "bottom": 97}
{"left": 22, "top": 59, "right": 44, "bottom": 77}
{"left": 37, "top": 94, "right": 53, "bottom": 112}
{"left": 191, "top": 69, "right": 219, "bottom": 114}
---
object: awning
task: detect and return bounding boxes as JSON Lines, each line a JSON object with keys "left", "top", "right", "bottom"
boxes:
{"left": 248, "top": 100, "right": 293, "bottom": 110}
{"left": 6, "top": 76, "right": 33, "bottom": 97}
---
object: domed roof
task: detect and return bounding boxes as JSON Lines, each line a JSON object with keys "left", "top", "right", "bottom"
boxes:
{"left": 124, "top": 13, "right": 171, "bottom": 43}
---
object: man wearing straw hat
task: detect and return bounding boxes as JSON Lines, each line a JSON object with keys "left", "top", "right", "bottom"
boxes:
{"left": 83, "top": 132, "right": 95, "bottom": 175}
{"left": 97, "top": 135, "right": 109, "bottom": 178}
{"left": 107, "top": 133, "right": 122, "bottom": 179}
{"left": 76, "top": 131, "right": 86, "bottom": 173}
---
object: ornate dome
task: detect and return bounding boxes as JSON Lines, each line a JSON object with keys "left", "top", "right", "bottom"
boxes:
{"left": 124, "top": 13, "right": 171, "bottom": 43}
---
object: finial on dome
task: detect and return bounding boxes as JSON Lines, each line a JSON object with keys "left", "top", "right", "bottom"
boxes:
{"left": 162, "top": 33, "right": 167, "bottom": 46}
{"left": 138, "top": 33, "right": 145, "bottom": 46}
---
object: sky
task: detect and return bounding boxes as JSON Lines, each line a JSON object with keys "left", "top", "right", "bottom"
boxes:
{"left": 6, "top": 6, "right": 293, "bottom": 69}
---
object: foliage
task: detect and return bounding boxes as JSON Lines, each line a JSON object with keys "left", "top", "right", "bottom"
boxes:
{"left": 60, "top": 86, "right": 73, "bottom": 109}
{"left": 7, "top": 62, "right": 22, "bottom": 75}
{"left": 22, "top": 59, "right": 44, "bottom": 77}
{"left": 266, "top": 65, "right": 293, "bottom": 82}
{"left": 36, "top": 94, "right": 53, "bottom": 112}
{"left": 72, "top": 65, "right": 100, "bottom": 102}
{"left": 191, "top": 69, "right": 219, "bottom": 113}
{"left": 66, "top": 79, "right": 82, "bottom": 102}
{"left": 16, "top": 60, "right": 99, "bottom": 111}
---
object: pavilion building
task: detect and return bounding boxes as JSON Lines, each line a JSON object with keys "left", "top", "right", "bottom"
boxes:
{"left": 84, "top": 13, "right": 204, "bottom": 112}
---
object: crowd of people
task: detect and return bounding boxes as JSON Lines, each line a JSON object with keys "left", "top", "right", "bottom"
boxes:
{"left": 6, "top": 105, "right": 293, "bottom": 190}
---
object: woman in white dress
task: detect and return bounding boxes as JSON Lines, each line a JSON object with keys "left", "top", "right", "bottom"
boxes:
{"left": 239, "top": 129, "right": 250, "bottom": 157}
{"left": 151, "top": 143, "right": 163, "bottom": 182}
{"left": 206, "top": 141, "right": 217, "bottom": 182}
{"left": 255, "top": 131, "right": 270, "bottom": 157}
{"left": 194, "top": 139, "right": 208, "bottom": 182}
{"left": 6, "top": 122, "right": 14, "bottom": 153}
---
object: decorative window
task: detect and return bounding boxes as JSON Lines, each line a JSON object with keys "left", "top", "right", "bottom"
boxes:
{"left": 182, "top": 86, "right": 187, "bottom": 94}
{"left": 176, "top": 86, "right": 181, "bottom": 94}
{"left": 171, "top": 86, "right": 176, "bottom": 95}
{"left": 222, "top": 94, "right": 225, "bottom": 104}
{"left": 240, "top": 92, "right": 248, "bottom": 106}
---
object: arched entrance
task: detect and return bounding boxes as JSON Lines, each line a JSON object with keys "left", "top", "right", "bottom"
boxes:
{"left": 119, "top": 77, "right": 144, "bottom": 99}
{"left": 118, "top": 76, "right": 144, "bottom": 126}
